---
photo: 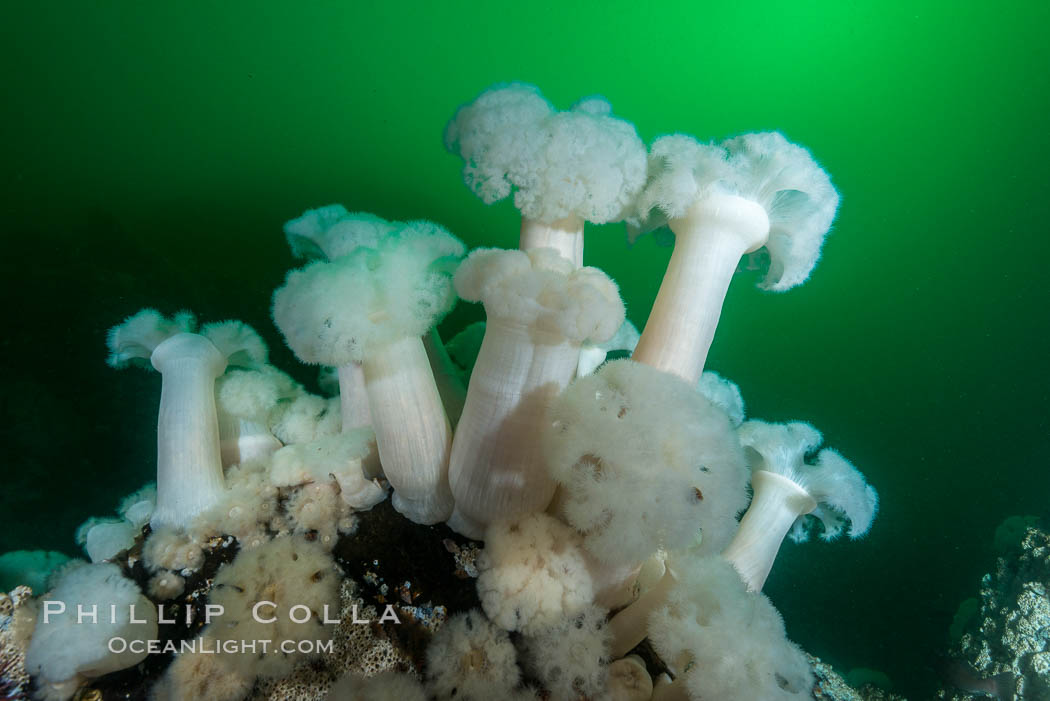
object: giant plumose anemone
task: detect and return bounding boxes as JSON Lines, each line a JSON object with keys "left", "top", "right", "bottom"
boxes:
{"left": 4, "top": 80, "right": 880, "bottom": 701}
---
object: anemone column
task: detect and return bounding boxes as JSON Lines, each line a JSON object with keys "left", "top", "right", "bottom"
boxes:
{"left": 362, "top": 335, "right": 454, "bottom": 525}
{"left": 721, "top": 470, "right": 817, "bottom": 591}
{"left": 518, "top": 215, "right": 584, "bottom": 268}
{"left": 446, "top": 247, "right": 624, "bottom": 540}
{"left": 336, "top": 362, "right": 372, "bottom": 430}
{"left": 632, "top": 194, "right": 769, "bottom": 384}
{"left": 150, "top": 333, "right": 229, "bottom": 530}
{"left": 447, "top": 319, "right": 579, "bottom": 538}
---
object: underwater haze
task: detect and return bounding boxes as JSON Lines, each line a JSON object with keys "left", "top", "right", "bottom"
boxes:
{"left": 2, "top": 1, "right": 1048, "bottom": 697}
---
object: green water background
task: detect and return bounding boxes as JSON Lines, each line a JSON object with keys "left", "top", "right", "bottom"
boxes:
{"left": 2, "top": 2, "right": 1048, "bottom": 696}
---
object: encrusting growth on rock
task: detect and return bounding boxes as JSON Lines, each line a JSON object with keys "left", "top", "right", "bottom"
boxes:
{"left": 153, "top": 536, "right": 339, "bottom": 701}
{"left": 326, "top": 670, "right": 428, "bottom": 701}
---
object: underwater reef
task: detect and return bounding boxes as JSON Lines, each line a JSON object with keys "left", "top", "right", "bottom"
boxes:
{"left": 936, "top": 521, "right": 1050, "bottom": 701}
{"left": 0, "top": 80, "right": 952, "bottom": 701}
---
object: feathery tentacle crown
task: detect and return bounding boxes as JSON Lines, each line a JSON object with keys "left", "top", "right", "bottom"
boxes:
{"left": 445, "top": 82, "right": 647, "bottom": 225}
{"left": 738, "top": 420, "right": 878, "bottom": 541}
{"left": 632, "top": 131, "right": 839, "bottom": 290}
{"left": 454, "top": 247, "right": 624, "bottom": 343}
{"left": 273, "top": 219, "right": 466, "bottom": 366}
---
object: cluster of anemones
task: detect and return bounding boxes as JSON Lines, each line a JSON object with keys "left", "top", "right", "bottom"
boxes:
{"left": 14, "top": 81, "right": 877, "bottom": 701}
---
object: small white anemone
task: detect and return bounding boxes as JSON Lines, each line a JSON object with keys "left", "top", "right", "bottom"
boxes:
{"left": 147, "top": 571, "right": 185, "bottom": 600}
{"left": 142, "top": 528, "right": 204, "bottom": 574}
{"left": 425, "top": 609, "right": 520, "bottom": 700}
{"left": 283, "top": 481, "right": 354, "bottom": 551}
{"left": 117, "top": 484, "right": 156, "bottom": 527}
{"left": 476, "top": 513, "right": 595, "bottom": 636}
{"left": 522, "top": 604, "right": 612, "bottom": 701}
{"left": 269, "top": 430, "right": 386, "bottom": 510}
{"left": 25, "top": 562, "right": 158, "bottom": 700}
{"left": 647, "top": 557, "right": 813, "bottom": 700}
{"left": 75, "top": 518, "right": 139, "bottom": 563}
{"left": 188, "top": 460, "right": 279, "bottom": 546}
{"left": 722, "top": 420, "right": 878, "bottom": 591}
{"left": 577, "top": 319, "right": 641, "bottom": 377}
{"left": 269, "top": 393, "right": 342, "bottom": 445}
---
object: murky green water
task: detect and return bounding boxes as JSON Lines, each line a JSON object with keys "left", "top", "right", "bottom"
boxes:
{"left": 2, "top": 2, "right": 1048, "bottom": 696}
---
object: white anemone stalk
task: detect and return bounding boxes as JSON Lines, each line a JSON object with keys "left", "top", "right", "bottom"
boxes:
{"left": 422, "top": 327, "right": 467, "bottom": 426}
{"left": 604, "top": 655, "right": 653, "bottom": 701}
{"left": 518, "top": 214, "right": 585, "bottom": 267}
{"left": 107, "top": 311, "right": 267, "bottom": 530}
{"left": 608, "top": 564, "right": 677, "bottom": 659}
{"left": 720, "top": 470, "right": 816, "bottom": 591}
{"left": 447, "top": 248, "right": 624, "bottom": 538}
{"left": 336, "top": 362, "right": 372, "bottom": 430}
{"left": 149, "top": 333, "right": 229, "bottom": 529}
{"left": 362, "top": 334, "right": 452, "bottom": 520}
{"left": 632, "top": 193, "right": 769, "bottom": 383}
{"left": 217, "top": 414, "right": 282, "bottom": 467}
